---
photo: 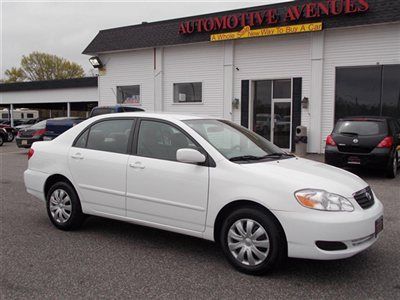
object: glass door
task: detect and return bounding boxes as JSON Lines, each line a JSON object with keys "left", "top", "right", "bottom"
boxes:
{"left": 251, "top": 79, "right": 292, "bottom": 151}
{"left": 272, "top": 101, "right": 292, "bottom": 150}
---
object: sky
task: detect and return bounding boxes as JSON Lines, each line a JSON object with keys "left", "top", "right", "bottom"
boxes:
{"left": 0, "top": 0, "right": 290, "bottom": 79}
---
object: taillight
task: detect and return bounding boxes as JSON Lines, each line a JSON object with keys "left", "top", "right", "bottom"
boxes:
{"left": 28, "top": 148, "right": 34, "bottom": 160}
{"left": 17, "top": 131, "right": 21, "bottom": 137}
{"left": 326, "top": 135, "right": 337, "bottom": 146}
{"left": 377, "top": 136, "right": 393, "bottom": 148}
{"left": 33, "top": 129, "right": 46, "bottom": 137}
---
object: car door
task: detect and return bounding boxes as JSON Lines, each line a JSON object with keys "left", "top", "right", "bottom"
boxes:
{"left": 126, "top": 119, "right": 209, "bottom": 232}
{"left": 68, "top": 118, "right": 135, "bottom": 216}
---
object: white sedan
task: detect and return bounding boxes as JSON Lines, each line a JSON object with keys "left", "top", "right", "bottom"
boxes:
{"left": 24, "top": 113, "right": 384, "bottom": 274}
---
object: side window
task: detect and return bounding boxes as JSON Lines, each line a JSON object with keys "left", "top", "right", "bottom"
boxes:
{"left": 137, "top": 120, "right": 198, "bottom": 161}
{"left": 75, "top": 129, "right": 89, "bottom": 148}
{"left": 86, "top": 119, "right": 134, "bottom": 154}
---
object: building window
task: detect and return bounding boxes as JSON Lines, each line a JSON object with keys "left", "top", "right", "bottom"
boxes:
{"left": 117, "top": 85, "right": 140, "bottom": 105}
{"left": 27, "top": 113, "right": 34, "bottom": 118}
{"left": 335, "top": 65, "right": 400, "bottom": 122}
{"left": 173, "top": 82, "right": 202, "bottom": 103}
{"left": 273, "top": 79, "right": 291, "bottom": 99}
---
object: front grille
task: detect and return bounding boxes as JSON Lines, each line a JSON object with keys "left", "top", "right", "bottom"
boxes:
{"left": 353, "top": 186, "right": 375, "bottom": 209}
{"left": 337, "top": 145, "right": 372, "bottom": 154}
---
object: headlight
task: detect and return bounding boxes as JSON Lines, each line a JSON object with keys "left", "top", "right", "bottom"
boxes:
{"left": 295, "top": 189, "right": 354, "bottom": 212}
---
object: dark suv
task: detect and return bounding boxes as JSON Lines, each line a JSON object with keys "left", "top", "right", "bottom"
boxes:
{"left": 89, "top": 105, "right": 144, "bottom": 118}
{"left": 325, "top": 117, "right": 400, "bottom": 178}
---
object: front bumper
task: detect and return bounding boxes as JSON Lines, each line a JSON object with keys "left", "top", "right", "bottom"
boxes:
{"left": 275, "top": 198, "right": 384, "bottom": 260}
{"left": 325, "top": 146, "right": 390, "bottom": 169}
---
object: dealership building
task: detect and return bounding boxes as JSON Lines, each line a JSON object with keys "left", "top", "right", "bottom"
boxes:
{"left": 82, "top": 0, "right": 400, "bottom": 153}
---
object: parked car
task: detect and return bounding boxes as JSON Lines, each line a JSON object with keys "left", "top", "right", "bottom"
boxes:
{"left": 325, "top": 116, "right": 400, "bottom": 178}
{"left": 43, "top": 118, "right": 85, "bottom": 141}
{"left": 16, "top": 118, "right": 84, "bottom": 148}
{"left": 89, "top": 105, "right": 144, "bottom": 118}
{"left": 0, "top": 124, "right": 18, "bottom": 142}
{"left": 14, "top": 118, "right": 44, "bottom": 132}
{"left": 24, "top": 113, "right": 384, "bottom": 275}
{"left": 0, "top": 128, "right": 8, "bottom": 146}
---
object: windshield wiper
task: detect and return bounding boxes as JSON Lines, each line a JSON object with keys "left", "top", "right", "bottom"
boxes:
{"left": 229, "top": 155, "right": 266, "bottom": 162}
{"left": 229, "top": 153, "right": 294, "bottom": 162}
{"left": 263, "top": 152, "right": 295, "bottom": 158}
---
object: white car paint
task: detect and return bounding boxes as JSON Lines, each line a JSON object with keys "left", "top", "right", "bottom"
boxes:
{"left": 24, "top": 112, "right": 383, "bottom": 260}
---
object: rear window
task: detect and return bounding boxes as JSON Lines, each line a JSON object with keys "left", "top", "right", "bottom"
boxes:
{"left": 334, "top": 120, "right": 387, "bottom": 136}
{"left": 29, "top": 120, "right": 46, "bottom": 130}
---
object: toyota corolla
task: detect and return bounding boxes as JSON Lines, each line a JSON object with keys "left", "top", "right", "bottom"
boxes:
{"left": 24, "top": 113, "right": 384, "bottom": 274}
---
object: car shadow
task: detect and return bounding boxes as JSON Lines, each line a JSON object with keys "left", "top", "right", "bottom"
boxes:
{"left": 80, "top": 215, "right": 372, "bottom": 279}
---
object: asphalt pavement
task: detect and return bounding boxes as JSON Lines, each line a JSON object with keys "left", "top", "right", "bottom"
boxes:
{"left": 1, "top": 142, "right": 399, "bottom": 299}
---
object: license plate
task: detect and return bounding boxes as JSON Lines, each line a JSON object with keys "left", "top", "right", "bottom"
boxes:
{"left": 375, "top": 216, "right": 383, "bottom": 237}
{"left": 21, "top": 140, "right": 27, "bottom": 145}
{"left": 348, "top": 156, "right": 361, "bottom": 165}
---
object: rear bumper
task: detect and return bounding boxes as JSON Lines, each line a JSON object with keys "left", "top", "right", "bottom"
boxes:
{"left": 275, "top": 199, "right": 384, "bottom": 260}
{"left": 325, "top": 146, "right": 391, "bottom": 169}
{"left": 24, "top": 169, "right": 48, "bottom": 201}
{"left": 16, "top": 137, "right": 41, "bottom": 148}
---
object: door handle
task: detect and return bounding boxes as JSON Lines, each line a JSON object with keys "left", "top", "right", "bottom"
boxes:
{"left": 129, "top": 162, "right": 145, "bottom": 169}
{"left": 71, "top": 153, "right": 84, "bottom": 160}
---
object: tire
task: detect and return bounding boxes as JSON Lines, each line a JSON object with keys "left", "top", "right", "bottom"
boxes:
{"left": 386, "top": 154, "right": 398, "bottom": 179}
{"left": 219, "top": 207, "right": 286, "bottom": 275}
{"left": 0, "top": 135, "right": 4, "bottom": 146}
{"left": 46, "top": 181, "right": 85, "bottom": 230}
{"left": 7, "top": 132, "right": 14, "bottom": 142}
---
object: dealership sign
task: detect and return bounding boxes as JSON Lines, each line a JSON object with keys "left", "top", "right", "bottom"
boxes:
{"left": 210, "top": 22, "right": 323, "bottom": 42}
{"left": 178, "top": 0, "right": 369, "bottom": 38}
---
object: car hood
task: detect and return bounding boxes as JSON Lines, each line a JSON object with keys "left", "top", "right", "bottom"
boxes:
{"left": 239, "top": 157, "right": 368, "bottom": 198}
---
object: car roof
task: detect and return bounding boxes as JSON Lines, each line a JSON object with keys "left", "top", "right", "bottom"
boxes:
{"left": 92, "top": 112, "right": 213, "bottom": 122}
{"left": 338, "top": 116, "right": 393, "bottom": 122}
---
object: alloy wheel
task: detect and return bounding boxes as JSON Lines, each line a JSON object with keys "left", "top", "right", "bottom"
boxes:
{"left": 49, "top": 189, "right": 72, "bottom": 223}
{"left": 227, "top": 218, "right": 270, "bottom": 266}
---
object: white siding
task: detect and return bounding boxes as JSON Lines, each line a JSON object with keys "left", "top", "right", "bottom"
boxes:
{"left": 99, "top": 50, "right": 154, "bottom": 110}
{"left": 321, "top": 22, "right": 400, "bottom": 151}
{"left": 163, "top": 42, "right": 225, "bottom": 117}
{"left": 0, "top": 87, "right": 98, "bottom": 104}
{"left": 232, "top": 33, "right": 312, "bottom": 130}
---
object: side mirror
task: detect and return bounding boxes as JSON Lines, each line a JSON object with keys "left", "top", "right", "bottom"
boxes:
{"left": 176, "top": 148, "right": 206, "bottom": 164}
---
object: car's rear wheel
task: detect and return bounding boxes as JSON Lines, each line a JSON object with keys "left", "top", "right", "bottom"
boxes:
{"left": 46, "top": 182, "right": 85, "bottom": 230}
{"left": 386, "top": 154, "right": 398, "bottom": 178}
{"left": 0, "top": 135, "right": 4, "bottom": 146}
{"left": 7, "top": 132, "right": 14, "bottom": 142}
{"left": 220, "top": 207, "right": 286, "bottom": 275}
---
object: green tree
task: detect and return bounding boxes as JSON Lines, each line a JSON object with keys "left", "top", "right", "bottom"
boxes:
{"left": 4, "top": 52, "right": 85, "bottom": 82}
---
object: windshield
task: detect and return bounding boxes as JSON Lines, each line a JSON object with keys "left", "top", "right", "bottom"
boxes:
{"left": 334, "top": 120, "right": 387, "bottom": 136}
{"left": 183, "top": 119, "right": 286, "bottom": 161}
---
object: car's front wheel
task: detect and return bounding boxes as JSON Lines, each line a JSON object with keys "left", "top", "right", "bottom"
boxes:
{"left": 46, "top": 181, "right": 85, "bottom": 230}
{"left": 220, "top": 207, "right": 286, "bottom": 275}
